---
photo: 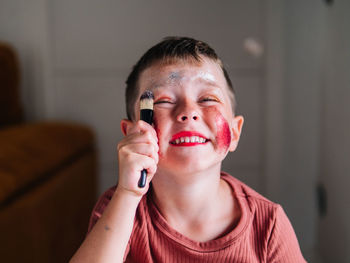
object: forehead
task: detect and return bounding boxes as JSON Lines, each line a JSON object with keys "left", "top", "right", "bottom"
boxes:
{"left": 137, "top": 57, "right": 228, "bottom": 93}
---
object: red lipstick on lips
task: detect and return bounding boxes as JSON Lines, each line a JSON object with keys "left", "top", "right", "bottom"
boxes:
{"left": 170, "top": 131, "right": 209, "bottom": 147}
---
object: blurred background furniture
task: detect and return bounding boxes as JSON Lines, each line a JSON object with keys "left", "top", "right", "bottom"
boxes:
{"left": 0, "top": 41, "right": 97, "bottom": 262}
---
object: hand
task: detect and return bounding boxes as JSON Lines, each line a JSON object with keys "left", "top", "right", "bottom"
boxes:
{"left": 117, "top": 120, "right": 159, "bottom": 197}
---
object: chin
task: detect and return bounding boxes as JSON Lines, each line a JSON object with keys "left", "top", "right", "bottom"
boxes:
{"left": 160, "top": 156, "right": 220, "bottom": 174}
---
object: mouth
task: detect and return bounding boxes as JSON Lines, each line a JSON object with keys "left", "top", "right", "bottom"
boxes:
{"left": 170, "top": 131, "right": 209, "bottom": 146}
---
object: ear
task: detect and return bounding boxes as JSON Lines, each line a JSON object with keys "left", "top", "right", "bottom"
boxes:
{"left": 229, "top": 115, "right": 244, "bottom": 152}
{"left": 120, "top": 119, "right": 134, "bottom": 136}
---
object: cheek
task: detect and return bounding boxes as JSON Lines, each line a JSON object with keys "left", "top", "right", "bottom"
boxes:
{"left": 215, "top": 112, "right": 231, "bottom": 152}
{"left": 152, "top": 115, "right": 163, "bottom": 158}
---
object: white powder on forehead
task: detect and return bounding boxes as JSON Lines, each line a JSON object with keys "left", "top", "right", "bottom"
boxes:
{"left": 142, "top": 67, "right": 219, "bottom": 90}
{"left": 165, "top": 70, "right": 217, "bottom": 84}
{"left": 196, "top": 71, "right": 216, "bottom": 82}
{"left": 166, "top": 71, "right": 184, "bottom": 85}
{"left": 168, "top": 71, "right": 182, "bottom": 80}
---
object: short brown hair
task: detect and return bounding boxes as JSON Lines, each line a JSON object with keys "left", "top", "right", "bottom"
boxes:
{"left": 125, "top": 36, "right": 236, "bottom": 120}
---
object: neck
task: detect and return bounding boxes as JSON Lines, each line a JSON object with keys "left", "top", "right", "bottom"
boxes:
{"left": 151, "top": 165, "right": 224, "bottom": 224}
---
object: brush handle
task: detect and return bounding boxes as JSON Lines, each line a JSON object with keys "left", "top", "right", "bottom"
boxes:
{"left": 138, "top": 169, "right": 147, "bottom": 188}
{"left": 138, "top": 109, "right": 153, "bottom": 188}
{"left": 140, "top": 109, "right": 153, "bottom": 124}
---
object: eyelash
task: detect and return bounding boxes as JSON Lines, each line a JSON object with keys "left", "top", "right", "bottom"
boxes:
{"left": 154, "top": 97, "right": 219, "bottom": 105}
{"left": 200, "top": 97, "right": 219, "bottom": 102}
{"left": 154, "top": 100, "right": 173, "bottom": 105}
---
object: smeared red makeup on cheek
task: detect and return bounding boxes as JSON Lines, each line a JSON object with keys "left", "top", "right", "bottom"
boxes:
{"left": 215, "top": 112, "right": 231, "bottom": 152}
{"left": 152, "top": 116, "right": 162, "bottom": 158}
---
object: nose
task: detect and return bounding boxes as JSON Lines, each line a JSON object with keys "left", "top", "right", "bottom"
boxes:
{"left": 176, "top": 101, "right": 200, "bottom": 122}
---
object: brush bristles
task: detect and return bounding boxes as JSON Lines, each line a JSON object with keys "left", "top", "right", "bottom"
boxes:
{"left": 140, "top": 90, "right": 154, "bottom": 100}
{"left": 140, "top": 98, "right": 153, "bottom": 110}
{"left": 140, "top": 91, "right": 154, "bottom": 110}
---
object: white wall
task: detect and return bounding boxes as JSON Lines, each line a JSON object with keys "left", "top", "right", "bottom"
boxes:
{"left": 265, "top": 0, "right": 334, "bottom": 260}
{"left": 2, "top": 0, "right": 330, "bottom": 261}
{"left": 267, "top": 1, "right": 350, "bottom": 261}
{"left": 318, "top": 0, "right": 350, "bottom": 261}
{"left": 0, "top": 0, "right": 53, "bottom": 120}
{"left": 276, "top": 0, "right": 327, "bottom": 257}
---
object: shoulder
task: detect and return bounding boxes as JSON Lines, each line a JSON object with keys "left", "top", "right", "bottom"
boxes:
{"left": 221, "top": 171, "right": 279, "bottom": 214}
{"left": 221, "top": 172, "right": 306, "bottom": 262}
{"left": 93, "top": 185, "right": 118, "bottom": 213}
{"left": 221, "top": 172, "right": 283, "bottom": 238}
{"left": 87, "top": 185, "right": 149, "bottom": 233}
{"left": 87, "top": 185, "right": 117, "bottom": 233}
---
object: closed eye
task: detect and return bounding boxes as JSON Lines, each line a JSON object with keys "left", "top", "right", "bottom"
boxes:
{"left": 199, "top": 97, "right": 220, "bottom": 103}
{"left": 154, "top": 100, "right": 174, "bottom": 105}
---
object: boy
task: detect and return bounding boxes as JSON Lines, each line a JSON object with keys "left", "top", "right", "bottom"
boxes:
{"left": 71, "top": 37, "right": 306, "bottom": 262}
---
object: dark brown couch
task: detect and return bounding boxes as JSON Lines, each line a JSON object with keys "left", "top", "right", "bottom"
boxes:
{"left": 0, "top": 42, "right": 97, "bottom": 262}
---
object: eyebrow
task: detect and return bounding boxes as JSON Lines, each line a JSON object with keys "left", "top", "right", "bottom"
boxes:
{"left": 195, "top": 77, "right": 219, "bottom": 87}
{"left": 150, "top": 76, "right": 219, "bottom": 89}
{"left": 150, "top": 84, "right": 224, "bottom": 100}
{"left": 147, "top": 84, "right": 164, "bottom": 93}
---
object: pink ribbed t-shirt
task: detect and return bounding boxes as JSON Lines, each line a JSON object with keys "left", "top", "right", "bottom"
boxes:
{"left": 88, "top": 173, "right": 306, "bottom": 262}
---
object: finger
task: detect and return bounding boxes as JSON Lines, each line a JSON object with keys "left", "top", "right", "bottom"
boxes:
{"left": 136, "top": 155, "right": 157, "bottom": 177}
{"left": 146, "top": 161, "right": 157, "bottom": 176}
{"left": 128, "top": 120, "right": 157, "bottom": 139}
{"left": 117, "top": 136, "right": 159, "bottom": 156}
{"left": 118, "top": 130, "right": 159, "bottom": 152}
{"left": 117, "top": 152, "right": 157, "bottom": 195}
{"left": 138, "top": 157, "right": 157, "bottom": 185}
{"left": 118, "top": 145, "right": 157, "bottom": 171}
{"left": 120, "top": 143, "right": 159, "bottom": 164}
{"left": 130, "top": 130, "right": 158, "bottom": 148}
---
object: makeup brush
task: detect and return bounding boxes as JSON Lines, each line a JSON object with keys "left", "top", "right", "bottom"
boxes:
{"left": 138, "top": 90, "right": 154, "bottom": 188}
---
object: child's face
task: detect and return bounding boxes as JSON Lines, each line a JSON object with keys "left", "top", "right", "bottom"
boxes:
{"left": 135, "top": 57, "right": 243, "bottom": 174}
